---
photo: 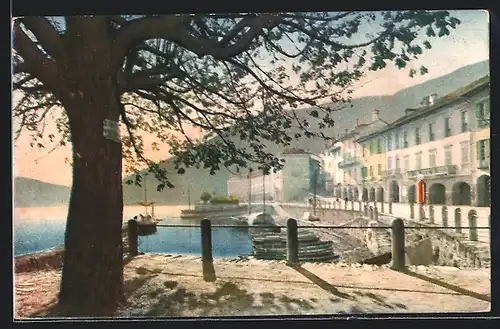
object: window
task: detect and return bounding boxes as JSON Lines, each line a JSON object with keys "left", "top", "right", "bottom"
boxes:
{"left": 387, "top": 156, "right": 393, "bottom": 170}
{"left": 376, "top": 139, "right": 382, "bottom": 154}
{"left": 369, "top": 166, "right": 373, "bottom": 177}
{"left": 444, "top": 117, "right": 451, "bottom": 137}
{"left": 377, "top": 164, "right": 382, "bottom": 176}
{"left": 415, "top": 128, "right": 421, "bottom": 145}
{"left": 444, "top": 145, "right": 453, "bottom": 165}
{"left": 477, "top": 139, "right": 490, "bottom": 160}
{"left": 415, "top": 152, "right": 422, "bottom": 170}
{"left": 429, "top": 122, "right": 435, "bottom": 141}
{"left": 395, "top": 156, "right": 400, "bottom": 171}
{"left": 361, "top": 167, "right": 367, "bottom": 178}
{"left": 428, "top": 150, "right": 437, "bottom": 168}
{"left": 460, "top": 142, "right": 469, "bottom": 165}
{"left": 403, "top": 131, "right": 408, "bottom": 148}
{"left": 476, "top": 100, "right": 490, "bottom": 128}
{"left": 460, "top": 111, "right": 468, "bottom": 132}
{"left": 395, "top": 132, "right": 400, "bottom": 149}
{"left": 387, "top": 135, "right": 393, "bottom": 151}
{"left": 403, "top": 156, "right": 410, "bottom": 171}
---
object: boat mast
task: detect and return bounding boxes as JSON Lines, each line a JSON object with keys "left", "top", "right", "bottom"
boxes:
{"left": 248, "top": 169, "right": 252, "bottom": 215}
{"left": 262, "top": 170, "right": 266, "bottom": 215}
{"left": 143, "top": 176, "right": 149, "bottom": 216}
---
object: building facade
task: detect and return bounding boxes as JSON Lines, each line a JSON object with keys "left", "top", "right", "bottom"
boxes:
{"left": 227, "top": 170, "right": 281, "bottom": 202}
{"left": 355, "top": 76, "right": 490, "bottom": 206}
{"left": 319, "top": 144, "right": 342, "bottom": 193}
{"left": 281, "top": 149, "right": 324, "bottom": 202}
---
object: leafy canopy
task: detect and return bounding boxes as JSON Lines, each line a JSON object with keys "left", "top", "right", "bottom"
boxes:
{"left": 12, "top": 11, "right": 460, "bottom": 189}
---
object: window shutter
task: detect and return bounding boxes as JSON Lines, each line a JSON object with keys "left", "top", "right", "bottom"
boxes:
{"left": 475, "top": 103, "right": 482, "bottom": 121}
{"left": 486, "top": 139, "right": 490, "bottom": 158}
{"left": 476, "top": 141, "right": 481, "bottom": 160}
{"left": 485, "top": 100, "right": 490, "bottom": 115}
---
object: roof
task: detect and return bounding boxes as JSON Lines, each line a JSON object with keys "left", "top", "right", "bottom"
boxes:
{"left": 355, "top": 75, "right": 490, "bottom": 142}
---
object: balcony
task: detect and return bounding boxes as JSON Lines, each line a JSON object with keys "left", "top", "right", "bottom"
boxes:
{"left": 407, "top": 165, "right": 457, "bottom": 179}
{"left": 338, "top": 155, "right": 361, "bottom": 168}
{"left": 478, "top": 158, "right": 490, "bottom": 170}
{"left": 382, "top": 168, "right": 402, "bottom": 178}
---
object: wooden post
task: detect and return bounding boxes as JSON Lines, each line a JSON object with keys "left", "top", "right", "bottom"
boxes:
{"left": 388, "top": 201, "right": 392, "bottom": 214}
{"left": 442, "top": 206, "right": 448, "bottom": 227}
{"left": 364, "top": 203, "right": 368, "bottom": 217}
{"left": 128, "top": 219, "right": 138, "bottom": 257}
{"left": 374, "top": 207, "right": 379, "bottom": 221}
{"left": 369, "top": 206, "right": 374, "bottom": 220}
{"left": 429, "top": 205, "right": 434, "bottom": 224}
{"left": 418, "top": 203, "right": 425, "bottom": 221}
{"left": 391, "top": 218, "right": 405, "bottom": 271}
{"left": 201, "top": 219, "right": 213, "bottom": 262}
{"left": 358, "top": 201, "right": 362, "bottom": 212}
{"left": 467, "top": 210, "right": 478, "bottom": 241}
{"left": 409, "top": 203, "right": 415, "bottom": 219}
{"left": 454, "top": 208, "right": 462, "bottom": 234}
{"left": 201, "top": 218, "right": 216, "bottom": 281}
{"left": 381, "top": 200, "right": 385, "bottom": 213}
{"left": 286, "top": 218, "right": 299, "bottom": 266}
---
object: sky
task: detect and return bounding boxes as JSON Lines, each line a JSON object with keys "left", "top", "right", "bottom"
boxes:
{"left": 12, "top": 10, "right": 489, "bottom": 186}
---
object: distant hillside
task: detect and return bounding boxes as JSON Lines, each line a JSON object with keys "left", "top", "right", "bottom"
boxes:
{"left": 123, "top": 60, "right": 489, "bottom": 205}
{"left": 14, "top": 177, "right": 71, "bottom": 207}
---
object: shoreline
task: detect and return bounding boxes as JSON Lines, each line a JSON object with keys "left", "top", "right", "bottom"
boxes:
{"left": 15, "top": 254, "right": 491, "bottom": 318}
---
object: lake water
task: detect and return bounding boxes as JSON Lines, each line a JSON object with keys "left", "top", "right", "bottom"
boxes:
{"left": 13, "top": 205, "right": 253, "bottom": 258}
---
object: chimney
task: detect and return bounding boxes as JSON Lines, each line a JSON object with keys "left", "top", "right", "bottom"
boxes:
{"left": 429, "top": 93, "right": 438, "bottom": 105}
{"left": 371, "top": 109, "right": 380, "bottom": 122}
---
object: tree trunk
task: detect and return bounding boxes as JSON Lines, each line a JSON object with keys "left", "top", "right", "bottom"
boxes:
{"left": 58, "top": 79, "right": 124, "bottom": 314}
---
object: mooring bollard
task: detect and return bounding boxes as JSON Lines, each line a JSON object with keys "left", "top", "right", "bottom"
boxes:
{"left": 388, "top": 201, "right": 393, "bottom": 214}
{"left": 391, "top": 218, "right": 405, "bottom": 271}
{"left": 442, "top": 206, "right": 448, "bottom": 227}
{"left": 467, "top": 210, "right": 478, "bottom": 241}
{"left": 128, "top": 219, "right": 138, "bottom": 257}
{"left": 286, "top": 218, "right": 299, "bottom": 266}
{"left": 369, "top": 206, "right": 374, "bottom": 219}
{"left": 374, "top": 207, "right": 379, "bottom": 221}
{"left": 418, "top": 204, "right": 425, "bottom": 221}
{"left": 201, "top": 218, "right": 216, "bottom": 281}
{"left": 428, "top": 205, "right": 434, "bottom": 224}
{"left": 454, "top": 208, "right": 462, "bottom": 234}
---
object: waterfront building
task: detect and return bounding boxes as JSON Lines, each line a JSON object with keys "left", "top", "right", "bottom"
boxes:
{"left": 280, "top": 148, "right": 324, "bottom": 202}
{"left": 355, "top": 109, "right": 390, "bottom": 202}
{"left": 227, "top": 170, "right": 281, "bottom": 202}
{"left": 355, "top": 76, "right": 490, "bottom": 206}
{"left": 319, "top": 142, "right": 343, "bottom": 194}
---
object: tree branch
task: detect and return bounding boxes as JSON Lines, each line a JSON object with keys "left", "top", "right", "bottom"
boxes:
{"left": 20, "top": 16, "right": 66, "bottom": 62}
{"left": 112, "top": 14, "right": 278, "bottom": 71}
{"left": 13, "top": 20, "right": 67, "bottom": 100}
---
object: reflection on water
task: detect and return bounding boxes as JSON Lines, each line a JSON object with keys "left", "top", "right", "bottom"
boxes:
{"left": 13, "top": 206, "right": 252, "bottom": 258}
{"left": 138, "top": 218, "right": 252, "bottom": 258}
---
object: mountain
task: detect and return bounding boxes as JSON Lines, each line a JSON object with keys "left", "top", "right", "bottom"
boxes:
{"left": 123, "top": 60, "right": 489, "bottom": 205}
{"left": 14, "top": 177, "right": 71, "bottom": 207}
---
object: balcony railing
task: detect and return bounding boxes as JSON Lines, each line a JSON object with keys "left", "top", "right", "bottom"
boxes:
{"left": 382, "top": 168, "right": 402, "bottom": 178}
{"left": 478, "top": 158, "right": 490, "bottom": 170}
{"left": 407, "top": 165, "right": 457, "bottom": 178}
{"left": 338, "top": 155, "right": 360, "bottom": 168}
